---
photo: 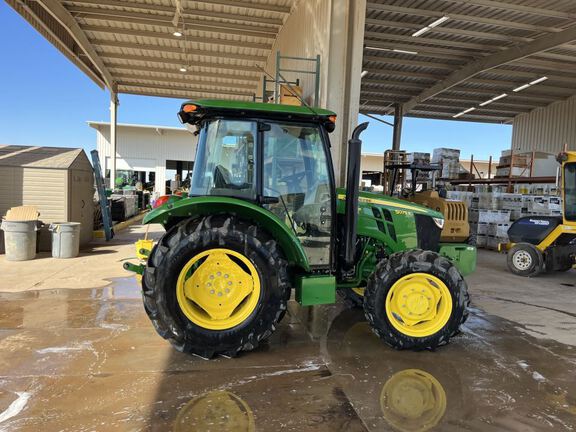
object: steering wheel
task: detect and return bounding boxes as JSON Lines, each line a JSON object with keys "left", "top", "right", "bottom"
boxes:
{"left": 281, "top": 171, "right": 306, "bottom": 191}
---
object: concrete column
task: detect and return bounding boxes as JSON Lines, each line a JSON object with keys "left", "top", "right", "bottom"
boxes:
{"left": 109, "top": 89, "right": 119, "bottom": 189}
{"left": 325, "top": 0, "right": 367, "bottom": 186}
{"left": 392, "top": 103, "right": 404, "bottom": 151}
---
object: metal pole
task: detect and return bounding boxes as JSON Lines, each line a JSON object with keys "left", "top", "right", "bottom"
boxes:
{"left": 262, "top": 75, "right": 266, "bottom": 102}
{"left": 109, "top": 90, "right": 118, "bottom": 190}
{"left": 392, "top": 103, "right": 403, "bottom": 151}
{"left": 274, "top": 51, "right": 280, "bottom": 104}
{"left": 314, "top": 54, "right": 321, "bottom": 107}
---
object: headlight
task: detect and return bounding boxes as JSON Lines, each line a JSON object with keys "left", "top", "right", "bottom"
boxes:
{"left": 433, "top": 217, "right": 445, "bottom": 229}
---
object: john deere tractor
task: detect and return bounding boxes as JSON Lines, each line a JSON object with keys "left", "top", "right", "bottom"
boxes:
{"left": 128, "top": 100, "right": 476, "bottom": 358}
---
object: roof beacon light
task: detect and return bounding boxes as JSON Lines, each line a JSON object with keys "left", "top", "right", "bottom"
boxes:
{"left": 412, "top": 16, "right": 449, "bottom": 37}
{"left": 182, "top": 104, "right": 197, "bottom": 113}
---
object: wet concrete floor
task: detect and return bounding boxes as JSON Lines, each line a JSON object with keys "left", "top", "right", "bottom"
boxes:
{"left": 0, "top": 277, "right": 575, "bottom": 431}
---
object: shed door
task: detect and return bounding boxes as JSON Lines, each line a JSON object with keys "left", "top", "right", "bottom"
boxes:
{"left": 69, "top": 169, "right": 95, "bottom": 245}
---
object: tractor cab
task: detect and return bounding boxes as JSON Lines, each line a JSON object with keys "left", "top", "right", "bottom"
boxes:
{"left": 186, "top": 108, "right": 335, "bottom": 268}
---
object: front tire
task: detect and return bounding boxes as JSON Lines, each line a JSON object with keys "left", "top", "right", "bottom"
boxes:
{"left": 364, "top": 250, "right": 469, "bottom": 350}
{"left": 507, "top": 243, "right": 543, "bottom": 277}
{"left": 142, "top": 215, "right": 291, "bottom": 358}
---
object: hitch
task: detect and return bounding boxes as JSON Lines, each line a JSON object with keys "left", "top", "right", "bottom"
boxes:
{"left": 123, "top": 261, "right": 145, "bottom": 275}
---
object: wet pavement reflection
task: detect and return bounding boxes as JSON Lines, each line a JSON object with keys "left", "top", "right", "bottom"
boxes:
{"left": 0, "top": 277, "right": 575, "bottom": 431}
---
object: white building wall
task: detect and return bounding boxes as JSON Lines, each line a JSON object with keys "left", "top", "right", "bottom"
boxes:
{"left": 91, "top": 123, "right": 198, "bottom": 196}
{"left": 261, "top": 0, "right": 366, "bottom": 185}
{"left": 512, "top": 95, "right": 576, "bottom": 154}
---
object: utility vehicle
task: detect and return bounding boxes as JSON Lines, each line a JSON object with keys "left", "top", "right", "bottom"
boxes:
{"left": 127, "top": 100, "right": 476, "bottom": 358}
{"left": 503, "top": 151, "right": 576, "bottom": 276}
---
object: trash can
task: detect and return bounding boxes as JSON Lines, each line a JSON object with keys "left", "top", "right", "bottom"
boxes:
{"left": 49, "top": 222, "right": 81, "bottom": 259}
{"left": 0, "top": 220, "right": 38, "bottom": 261}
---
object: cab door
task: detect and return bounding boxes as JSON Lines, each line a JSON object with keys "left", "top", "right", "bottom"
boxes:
{"left": 261, "top": 122, "right": 334, "bottom": 269}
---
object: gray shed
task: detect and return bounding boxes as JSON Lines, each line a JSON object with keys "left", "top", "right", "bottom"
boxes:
{"left": 0, "top": 145, "right": 94, "bottom": 251}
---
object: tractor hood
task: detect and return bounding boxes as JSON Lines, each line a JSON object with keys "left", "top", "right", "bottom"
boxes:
{"left": 336, "top": 189, "right": 444, "bottom": 219}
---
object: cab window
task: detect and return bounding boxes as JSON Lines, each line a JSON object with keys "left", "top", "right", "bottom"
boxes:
{"left": 190, "top": 120, "right": 257, "bottom": 200}
{"left": 262, "top": 123, "right": 332, "bottom": 267}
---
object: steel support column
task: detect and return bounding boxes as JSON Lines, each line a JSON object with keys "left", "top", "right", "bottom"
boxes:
{"left": 392, "top": 103, "right": 403, "bottom": 151}
{"left": 110, "top": 89, "right": 118, "bottom": 189}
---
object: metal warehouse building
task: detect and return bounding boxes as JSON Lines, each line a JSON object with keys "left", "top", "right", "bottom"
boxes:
{"left": 88, "top": 121, "right": 198, "bottom": 196}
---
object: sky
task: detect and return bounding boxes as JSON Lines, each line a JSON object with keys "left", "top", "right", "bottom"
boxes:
{"left": 0, "top": 2, "right": 512, "bottom": 161}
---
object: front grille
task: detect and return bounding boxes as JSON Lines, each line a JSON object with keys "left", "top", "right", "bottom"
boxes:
{"left": 446, "top": 201, "right": 467, "bottom": 221}
{"left": 415, "top": 214, "right": 441, "bottom": 252}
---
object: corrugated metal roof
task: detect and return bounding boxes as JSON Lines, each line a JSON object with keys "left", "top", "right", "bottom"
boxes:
{"left": 362, "top": 0, "right": 576, "bottom": 123}
{"left": 0, "top": 145, "right": 84, "bottom": 169}
{"left": 7, "top": 0, "right": 294, "bottom": 101}
{"left": 8, "top": 0, "right": 576, "bottom": 124}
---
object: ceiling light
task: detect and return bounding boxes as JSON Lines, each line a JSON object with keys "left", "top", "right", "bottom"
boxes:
{"left": 173, "top": 31, "right": 183, "bottom": 37}
{"left": 412, "top": 27, "right": 431, "bottom": 37}
{"left": 453, "top": 107, "right": 475, "bottom": 118}
{"left": 361, "top": 70, "right": 369, "bottom": 78}
{"left": 480, "top": 93, "right": 508, "bottom": 107}
{"left": 513, "top": 76, "right": 548, "bottom": 92}
{"left": 179, "top": 67, "right": 187, "bottom": 72}
{"left": 428, "top": 16, "right": 450, "bottom": 28}
{"left": 412, "top": 16, "right": 449, "bottom": 37}
{"left": 529, "top": 76, "right": 548, "bottom": 85}
{"left": 366, "top": 46, "right": 418, "bottom": 55}
{"left": 513, "top": 83, "right": 531, "bottom": 92}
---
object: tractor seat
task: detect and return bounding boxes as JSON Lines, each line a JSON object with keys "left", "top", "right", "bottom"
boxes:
{"left": 508, "top": 216, "right": 563, "bottom": 245}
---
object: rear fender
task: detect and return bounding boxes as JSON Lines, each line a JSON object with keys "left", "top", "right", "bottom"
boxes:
{"left": 143, "top": 196, "right": 310, "bottom": 271}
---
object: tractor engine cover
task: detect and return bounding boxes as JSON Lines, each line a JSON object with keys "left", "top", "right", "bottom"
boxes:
{"left": 507, "top": 216, "right": 563, "bottom": 245}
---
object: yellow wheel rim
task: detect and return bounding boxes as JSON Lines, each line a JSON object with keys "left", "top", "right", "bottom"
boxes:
{"left": 352, "top": 287, "right": 365, "bottom": 296}
{"left": 174, "top": 390, "right": 255, "bottom": 432}
{"left": 176, "top": 248, "right": 261, "bottom": 330}
{"left": 380, "top": 369, "right": 446, "bottom": 432}
{"left": 385, "top": 273, "right": 452, "bottom": 338}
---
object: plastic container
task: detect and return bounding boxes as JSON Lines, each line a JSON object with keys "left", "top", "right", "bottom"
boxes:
{"left": 49, "top": 222, "right": 81, "bottom": 259}
{"left": 1, "top": 220, "right": 38, "bottom": 261}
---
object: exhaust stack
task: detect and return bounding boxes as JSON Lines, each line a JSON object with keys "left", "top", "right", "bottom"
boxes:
{"left": 343, "top": 122, "right": 369, "bottom": 269}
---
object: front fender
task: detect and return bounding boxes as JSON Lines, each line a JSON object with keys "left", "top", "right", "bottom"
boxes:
{"left": 143, "top": 196, "right": 310, "bottom": 271}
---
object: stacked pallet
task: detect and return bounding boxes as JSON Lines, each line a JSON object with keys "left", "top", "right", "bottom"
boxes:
{"left": 447, "top": 190, "right": 563, "bottom": 250}
{"left": 433, "top": 148, "right": 461, "bottom": 179}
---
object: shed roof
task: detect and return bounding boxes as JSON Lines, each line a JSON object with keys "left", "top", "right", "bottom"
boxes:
{"left": 0, "top": 145, "right": 86, "bottom": 169}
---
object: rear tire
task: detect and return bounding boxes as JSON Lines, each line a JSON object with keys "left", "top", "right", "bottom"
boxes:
{"left": 506, "top": 243, "right": 543, "bottom": 277}
{"left": 364, "top": 250, "right": 469, "bottom": 350}
{"left": 142, "top": 215, "right": 291, "bottom": 358}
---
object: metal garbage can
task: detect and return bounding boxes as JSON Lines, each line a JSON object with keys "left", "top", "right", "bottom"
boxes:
{"left": 0, "top": 220, "right": 38, "bottom": 261}
{"left": 49, "top": 222, "right": 81, "bottom": 259}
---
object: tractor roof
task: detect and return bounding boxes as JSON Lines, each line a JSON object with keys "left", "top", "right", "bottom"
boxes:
{"left": 179, "top": 99, "right": 337, "bottom": 125}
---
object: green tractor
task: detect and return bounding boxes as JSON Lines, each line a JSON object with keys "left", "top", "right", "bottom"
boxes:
{"left": 129, "top": 100, "right": 476, "bottom": 358}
